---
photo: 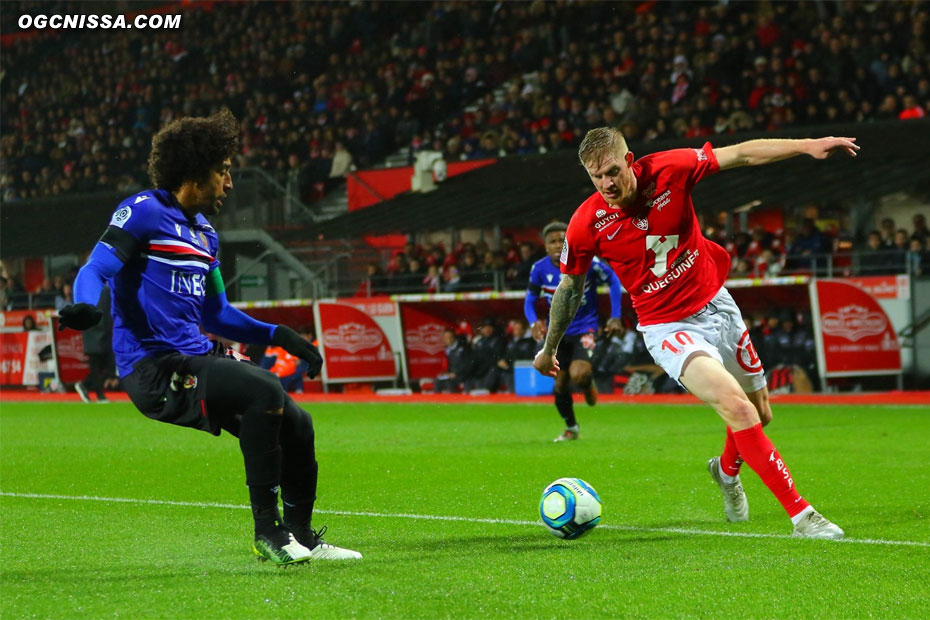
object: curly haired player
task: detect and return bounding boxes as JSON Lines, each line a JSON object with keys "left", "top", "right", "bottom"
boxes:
{"left": 59, "top": 108, "right": 361, "bottom": 564}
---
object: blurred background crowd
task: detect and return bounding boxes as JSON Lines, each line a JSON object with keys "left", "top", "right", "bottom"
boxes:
{"left": 2, "top": 0, "right": 928, "bottom": 202}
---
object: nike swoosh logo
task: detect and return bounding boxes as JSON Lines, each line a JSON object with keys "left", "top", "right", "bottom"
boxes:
{"left": 606, "top": 224, "right": 623, "bottom": 240}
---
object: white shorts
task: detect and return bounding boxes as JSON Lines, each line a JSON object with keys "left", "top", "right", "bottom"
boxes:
{"left": 638, "top": 287, "right": 767, "bottom": 393}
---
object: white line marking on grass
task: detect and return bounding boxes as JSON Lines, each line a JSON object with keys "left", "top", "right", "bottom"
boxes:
{"left": 2, "top": 491, "right": 928, "bottom": 549}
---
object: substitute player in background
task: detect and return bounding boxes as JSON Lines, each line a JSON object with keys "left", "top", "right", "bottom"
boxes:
{"left": 526, "top": 221, "right": 623, "bottom": 441}
{"left": 58, "top": 108, "right": 361, "bottom": 564}
{"left": 535, "top": 127, "right": 858, "bottom": 538}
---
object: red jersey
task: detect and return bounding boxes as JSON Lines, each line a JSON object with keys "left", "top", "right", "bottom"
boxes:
{"left": 561, "top": 142, "right": 731, "bottom": 326}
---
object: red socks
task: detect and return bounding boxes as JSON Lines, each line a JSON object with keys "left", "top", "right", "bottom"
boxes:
{"left": 720, "top": 426, "right": 743, "bottom": 477}
{"left": 732, "top": 423, "right": 810, "bottom": 517}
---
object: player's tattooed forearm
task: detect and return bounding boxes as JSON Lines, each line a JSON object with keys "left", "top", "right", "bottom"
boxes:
{"left": 544, "top": 274, "right": 585, "bottom": 351}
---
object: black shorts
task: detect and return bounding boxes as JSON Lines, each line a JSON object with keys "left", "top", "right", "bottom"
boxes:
{"left": 556, "top": 331, "right": 596, "bottom": 369}
{"left": 122, "top": 341, "right": 255, "bottom": 436}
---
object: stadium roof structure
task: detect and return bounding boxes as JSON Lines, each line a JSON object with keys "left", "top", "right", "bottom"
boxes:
{"left": 302, "top": 119, "right": 930, "bottom": 241}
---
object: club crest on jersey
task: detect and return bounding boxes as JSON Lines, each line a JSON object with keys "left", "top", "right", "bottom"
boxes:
{"left": 595, "top": 209, "right": 606, "bottom": 218}
{"left": 199, "top": 232, "right": 209, "bottom": 248}
{"left": 169, "top": 372, "right": 198, "bottom": 391}
{"left": 110, "top": 206, "right": 132, "bottom": 228}
{"left": 633, "top": 217, "right": 649, "bottom": 231}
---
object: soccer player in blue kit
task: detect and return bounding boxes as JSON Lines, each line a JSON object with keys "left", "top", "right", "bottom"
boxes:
{"left": 525, "top": 222, "right": 624, "bottom": 441}
{"left": 58, "top": 109, "right": 361, "bottom": 564}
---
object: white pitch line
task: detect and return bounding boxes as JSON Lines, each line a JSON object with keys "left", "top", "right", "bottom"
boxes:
{"left": 2, "top": 491, "right": 928, "bottom": 549}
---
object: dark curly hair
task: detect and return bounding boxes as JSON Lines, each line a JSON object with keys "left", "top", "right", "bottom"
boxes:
{"left": 147, "top": 107, "right": 239, "bottom": 191}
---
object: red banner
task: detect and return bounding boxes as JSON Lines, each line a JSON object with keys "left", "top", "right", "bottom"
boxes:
{"left": 0, "top": 328, "right": 58, "bottom": 386}
{"left": 811, "top": 280, "right": 902, "bottom": 376}
{"left": 0, "top": 331, "right": 28, "bottom": 384}
{"left": 845, "top": 275, "right": 909, "bottom": 300}
{"left": 400, "top": 305, "right": 455, "bottom": 381}
{"left": 314, "top": 299, "right": 398, "bottom": 382}
{"left": 54, "top": 324, "right": 89, "bottom": 384}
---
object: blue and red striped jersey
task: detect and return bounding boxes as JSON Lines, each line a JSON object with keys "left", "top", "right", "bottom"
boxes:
{"left": 102, "top": 189, "right": 219, "bottom": 375}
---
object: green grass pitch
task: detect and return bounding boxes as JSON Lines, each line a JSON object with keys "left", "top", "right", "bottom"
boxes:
{"left": 1, "top": 400, "right": 928, "bottom": 619}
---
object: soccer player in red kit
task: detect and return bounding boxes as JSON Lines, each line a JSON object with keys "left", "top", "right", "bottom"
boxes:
{"left": 534, "top": 127, "right": 859, "bottom": 539}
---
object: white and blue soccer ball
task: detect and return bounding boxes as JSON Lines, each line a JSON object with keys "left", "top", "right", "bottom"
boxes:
{"left": 539, "top": 477, "right": 602, "bottom": 539}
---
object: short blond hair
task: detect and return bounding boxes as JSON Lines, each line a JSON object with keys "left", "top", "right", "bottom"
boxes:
{"left": 577, "top": 127, "right": 628, "bottom": 169}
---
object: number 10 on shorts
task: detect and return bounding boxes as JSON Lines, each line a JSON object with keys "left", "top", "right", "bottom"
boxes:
{"left": 661, "top": 331, "right": 694, "bottom": 355}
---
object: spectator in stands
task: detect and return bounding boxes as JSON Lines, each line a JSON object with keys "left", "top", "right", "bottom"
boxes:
{"left": 405, "top": 257, "right": 425, "bottom": 291}
{"left": 906, "top": 238, "right": 926, "bottom": 276}
{"left": 22, "top": 315, "right": 38, "bottom": 331}
{"left": 34, "top": 277, "right": 55, "bottom": 296}
{"left": 859, "top": 230, "right": 891, "bottom": 274}
{"left": 912, "top": 213, "right": 929, "bottom": 244}
{"left": 434, "top": 327, "right": 472, "bottom": 394}
{"left": 0, "top": 277, "right": 9, "bottom": 310}
{"left": 592, "top": 322, "right": 637, "bottom": 393}
{"left": 468, "top": 318, "right": 506, "bottom": 394}
{"left": 443, "top": 266, "right": 463, "bottom": 293}
{"left": 54, "top": 283, "right": 74, "bottom": 311}
{"left": 879, "top": 217, "right": 897, "bottom": 248}
{"left": 890, "top": 229, "right": 911, "bottom": 274}
{"left": 767, "top": 310, "right": 816, "bottom": 394}
{"left": 899, "top": 94, "right": 926, "bottom": 119}
{"left": 506, "top": 242, "right": 537, "bottom": 289}
{"left": 423, "top": 265, "right": 442, "bottom": 294}
{"left": 498, "top": 319, "right": 537, "bottom": 394}
{"left": 358, "top": 262, "right": 386, "bottom": 297}
{"left": 6, "top": 0, "right": 929, "bottom": 205}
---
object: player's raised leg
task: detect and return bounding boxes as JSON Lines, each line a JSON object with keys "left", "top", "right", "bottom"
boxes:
{"left": 682, "top": 354, "right": 843, "bottom": 538}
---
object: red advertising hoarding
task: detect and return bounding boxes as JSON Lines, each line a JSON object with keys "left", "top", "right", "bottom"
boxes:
{"left": 400, "top": 304, "right": 455, "bottom": 381}
{"left": 810, "top": 279, "right": 902, "bottom": 377}
{"left": 0, "top": 311, "right": 67, "bottom": 387}
{"left": 313, "top": 298, "right": 404, "bottom": 383}
{"left": 54, "top": 325, "right": 90, "bottom": 384}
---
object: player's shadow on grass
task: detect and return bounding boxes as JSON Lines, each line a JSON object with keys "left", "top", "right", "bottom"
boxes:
{"left": 407, "top": 532, "right": 678, "bottom": 555}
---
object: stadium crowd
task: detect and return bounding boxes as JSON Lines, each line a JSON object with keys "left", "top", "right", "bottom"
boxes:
{"left": 357, "top": 210, "right": 929, "bottom": 297}
{"left": 3, "top": 1, "right": 928, "bottom": 202}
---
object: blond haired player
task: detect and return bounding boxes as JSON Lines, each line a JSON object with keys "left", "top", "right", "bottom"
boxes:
{"left": 534, "top": 127, "right": 858, "bottom": 538}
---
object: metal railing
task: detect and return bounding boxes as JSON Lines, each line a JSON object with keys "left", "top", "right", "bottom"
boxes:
{"left": 344, "top": 249, "right": 924, "bottom": 298}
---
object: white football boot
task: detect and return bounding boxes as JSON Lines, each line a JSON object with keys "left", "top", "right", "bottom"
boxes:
{"left": 792, "top": 510, "right": 845, "bottom": 540}
{"left": 291, "top": 525, "right": 363, "bottom": 560}
{"left": 707, "top": 456, "right": 749, "bottom": 522}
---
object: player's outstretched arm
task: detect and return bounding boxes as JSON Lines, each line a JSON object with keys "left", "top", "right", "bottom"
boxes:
{"left": 59, "top": 244, "right": 125, "bottom": 331}
{"left": 714, "top": 137, "right": 859, "bottom": 170}
{"left": 533, "top": 273, "right": 585, "bottom": 377}
{"left": 201, "top": 268, "right": 323, "bottom": 378}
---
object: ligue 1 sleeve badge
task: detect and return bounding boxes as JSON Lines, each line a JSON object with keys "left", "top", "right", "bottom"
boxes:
{"left": 110, "top": 206, "right": 132, "bottom": 228}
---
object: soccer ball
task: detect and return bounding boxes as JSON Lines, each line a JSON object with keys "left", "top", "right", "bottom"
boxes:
{"left": 539, "top": 477, "right": 602, "bottom": 539}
